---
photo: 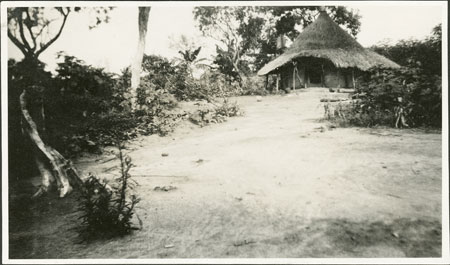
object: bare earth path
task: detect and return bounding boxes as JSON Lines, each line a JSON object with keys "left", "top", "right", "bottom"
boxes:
{"left": 9, "top": 88, "right": 442, "bottom": 258}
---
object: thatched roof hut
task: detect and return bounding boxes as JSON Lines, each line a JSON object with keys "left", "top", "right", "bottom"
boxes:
{"left": 258, "top": 9, "right": 400, "bottom": 89}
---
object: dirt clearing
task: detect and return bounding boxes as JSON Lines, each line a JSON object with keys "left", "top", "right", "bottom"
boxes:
{"left": 9, "top": 88, "right": 442, "bottom": 258}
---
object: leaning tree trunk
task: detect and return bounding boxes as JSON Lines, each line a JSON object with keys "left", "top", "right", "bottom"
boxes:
{"left": 130, "top": 6, "right": 151, "bottom": 111}
{"left": 20, "top": 89, "right": 83, "bottom": 198}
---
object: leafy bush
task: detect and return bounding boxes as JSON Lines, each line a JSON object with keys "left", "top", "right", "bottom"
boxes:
{"left": 333, "top": 25, "right": 442, "bottom": 129}
{"left": 33, "top": 54, "right": 127, "bottom": 155}
{"left": 140, "top": 55, "right": 203, "bottom": 101}
{"left": 8, "top": 52, "right": 252, "bottom": 164}
{"left": 77, "top": 144, "right": 140, "bottom": 241}
{"left": 36, "top": 54, "right": 186, "bottom": 156}
{"left": 213, "top": 45, "right": 251, "bottom": 85}
{"left": 240, "top": 75, "right": 269, "bottom": 96}
{"left": 141, "top": 55, "right": 177, "bottom": 90}
{"left": 370, "top": 24, "right": 441, "bottom": 76}
{"left": 325, "top": 66, "right": 441, "bottom": 128}
{"left": 135, "top": 86, "right": 185, "bottom": 136}
{"left": 214, "top": 98, "right": 242, "bottom": 117}
{"left": 189, "top": 98, "right": 243, "bottom": 127}
{"left": 196, "top": 71, "right": 272, "bottom": 98}
{"left": 197, "top": 70, "right": 243, "bottom": 98}
{"left": 136, "top": 85, "right": 178, "bottom": 115}
{"left": 324, "top": 101, "right": 394, "bottom": 127}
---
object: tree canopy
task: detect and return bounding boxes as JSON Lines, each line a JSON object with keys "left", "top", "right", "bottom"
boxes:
{"left": 7, "top": 7, "right": 113, "bottom": 63}
{"left": 193, "top": 6, "right": 362, "bottom": 81}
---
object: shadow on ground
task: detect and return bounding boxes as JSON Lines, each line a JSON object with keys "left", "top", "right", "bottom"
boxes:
{"left": 9, "top": 190, "right": 441, "bottom": 259}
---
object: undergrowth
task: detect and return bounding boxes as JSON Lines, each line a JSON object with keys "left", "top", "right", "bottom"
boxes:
{"left": 189, "top": 98, "right": 243, "bottom": 127}
{"left": 77, "top": 141, "right": 141, "bottom": 241}
{"left": 324, "top": 66, "right": 441, "bottom": 128}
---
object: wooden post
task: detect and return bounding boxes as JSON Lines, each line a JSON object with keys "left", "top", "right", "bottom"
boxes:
{"left": 305, "top": 64, "right": 308, "bottom": 88}
{"left": 352, "top": 69, "right": 356, "bottom": 89}
{"left": 276, "top": 74, "right": 279, "bottom": 92}
{"left": 321, "top": 64, "right": 325, "bottom": 87}
{"left": 265, "top": 75, "right": 268, "bottom": 91}
{"left": 295, "top": 67, "right": 302, "bottom": 87}
{"left": 292, "top": 62, "right": 296, "bottom": 90}
{"left": 337, "top": 69, "right": 341, "bottom": 88}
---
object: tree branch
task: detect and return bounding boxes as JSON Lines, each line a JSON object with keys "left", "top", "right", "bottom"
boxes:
{"left": 35, "top": 8, "right": 70, "bottom": 58}
{"left": 25, "top": 8, "right": 37, "bottom": 52}
{"left": 8, "top": 29, "right": 29, "bottom": 56}
{"left": 35, "top": 18, "right": 56, "bottom": 39}
{"left": 17, "top": 9, "right": 32, "bottom": 52}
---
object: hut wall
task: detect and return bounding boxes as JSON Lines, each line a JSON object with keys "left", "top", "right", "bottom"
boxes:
{"left": 280, "top": 68, "right": 291, "bottom": 90}
{"left": 323, "top": 67, "right": 349, "bottom": 88}
{"left": 277, "top": 59, "right": 358, "bottom": 89}
{"left": 279, "top": 65, "right": 305, "bottom": 90}
{"left": 297, "top": 67, "right": 306, "bottom": 88}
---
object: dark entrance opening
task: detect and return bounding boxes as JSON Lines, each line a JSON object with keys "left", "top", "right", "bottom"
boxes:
{"left": 309, "top": 69, "right": 322, "bottom": 84}
{"left": 305, "top": 58, "right": 324, "bottom": 87}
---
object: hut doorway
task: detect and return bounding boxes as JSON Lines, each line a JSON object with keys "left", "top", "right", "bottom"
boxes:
{"left": 306, "top": 62, "right": 323, "bottom": 87}
{"left": 309, "top": 67, "right": 322, "bottom": 85}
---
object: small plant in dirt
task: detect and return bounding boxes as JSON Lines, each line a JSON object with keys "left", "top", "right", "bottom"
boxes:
{"left": 214, "top": 98, "right": 242, "bottom": 117}
{"left": 189, "top": 99, "right": 243, "bottom": 127}
{"left": 77, "top": 142, "right": 141, "bottom": 241}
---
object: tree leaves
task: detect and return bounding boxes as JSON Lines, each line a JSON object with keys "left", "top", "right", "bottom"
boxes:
{"left": 7, "top": 7, "right": 114, "bottom": 60}
{"left": 194, "top": 6, "right": 362, "bottom": 76}
{"left": 371, "top": 23, "right": 441, "bottom": 76}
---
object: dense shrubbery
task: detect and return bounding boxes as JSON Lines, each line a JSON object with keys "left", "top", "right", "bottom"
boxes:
{"left": 370, "top": 24, "right": 441, "bottom": 77}
{"left": 43, "top": 54, "right": 122, "bottom": 153}
{"left": 136, "top": 54, "right": 258, "bottom": 101}
{"left": 326, "top": 66, "right": 441, "bottom": 128}
{"left": 9, "top": 51, "right": 267, "bottom": 169}
{"left": 196, "top": 70, "right": 242, "bottom": 98}
{"left": 77, "top": 144, "right": 140, "bottom": 241}
{"left": 240, "top": 75, "right": 269, "bottom": 96}
{"left": 326, "top": 25, "right": 442, "bottom": 129}
{"left": 135, "top": 86, "right": 185, "bottom": 136}
{"left": 9, "top": 54, "right": 193, "bottom": 158}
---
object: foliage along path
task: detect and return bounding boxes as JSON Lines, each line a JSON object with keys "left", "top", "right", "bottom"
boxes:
{"left": 10, "top": 88, "right": 441, "bottom": 258}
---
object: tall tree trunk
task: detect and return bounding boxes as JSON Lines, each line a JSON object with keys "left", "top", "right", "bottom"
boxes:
{"left": 130, "top": 7, "right": 151, "bottom": 110}
{"left": 20, "top": 89, "right": 82, "bottom": 198}
{"left": 232, "top": 60, "right": 245, "bottom": 91}
{"left": 231, "top": 44, "right": 245, "bottom": 91}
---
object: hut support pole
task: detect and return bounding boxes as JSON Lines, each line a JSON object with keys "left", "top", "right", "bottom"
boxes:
{"left": 305, "top": 65, "right": 308, "bottom": 88}
{"left": 321, "top": 64, "right": 325, "bottom": 87}
{"left": 275, "top": 74, "right": 279, "bottom": 92}
{"left": 265, "top": 75, "right": 268, "bottom": 91}
{"left": 292, "top": 62, "right": 296, "bottom": 90}
{"left": 294, "top": 67, "right": 302, "bottom": 87}
{"left": 352, "top": 69, "right": 356, "bottom": 89}
{"left": 337, "top": 69, "right": 341, "bottom": 89}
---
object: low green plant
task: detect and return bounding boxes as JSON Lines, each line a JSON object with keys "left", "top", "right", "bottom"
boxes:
{"left": 189, "top": 99, "right": 243, "bottom": 127}
{"left": 77, "top": 142, "right": 140, "bottom": 241}
{"left": 214, "top": 98, "right": 242, "bottom": 117}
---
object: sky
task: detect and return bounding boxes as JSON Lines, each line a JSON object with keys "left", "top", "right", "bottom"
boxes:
{"left": 7, "top": 3, "right": 445, "bottom": 74}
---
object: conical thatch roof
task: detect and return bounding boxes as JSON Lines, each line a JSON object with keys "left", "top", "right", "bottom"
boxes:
{"left": 258, "top": 11, "right": 400, "bottom": 75}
